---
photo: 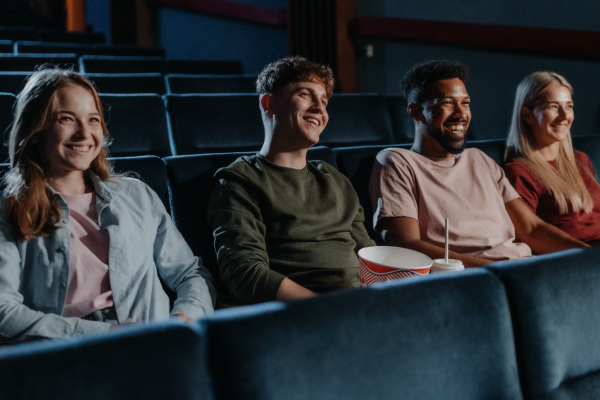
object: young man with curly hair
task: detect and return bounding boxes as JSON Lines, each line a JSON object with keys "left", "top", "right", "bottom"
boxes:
{"left": 369, "top": 60, "right": 587, "bottom": 267}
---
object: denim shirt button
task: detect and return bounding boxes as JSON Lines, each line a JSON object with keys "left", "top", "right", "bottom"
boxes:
{"left": 56, "top": 245, "right": 65, "bottom": 253}
{"left": 61, "top": 281, "right": 67, "bottom": 288}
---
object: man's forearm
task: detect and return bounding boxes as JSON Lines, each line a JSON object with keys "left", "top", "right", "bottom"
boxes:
{"left": 275, "top": 278, "right": 317, "bottom": 301}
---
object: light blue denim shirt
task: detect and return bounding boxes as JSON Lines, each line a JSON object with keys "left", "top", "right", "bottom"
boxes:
{"left": 0, "top": 174, "right": 215, "bottom": 343}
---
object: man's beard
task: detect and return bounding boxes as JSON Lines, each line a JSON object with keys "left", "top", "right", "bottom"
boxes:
{"left": 430, "top": 127, "right": 466, "bottom": 154}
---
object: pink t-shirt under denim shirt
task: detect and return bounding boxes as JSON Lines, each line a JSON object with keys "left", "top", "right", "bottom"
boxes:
{"left": 61, "top": 192, "right": 113, "bottom": 318}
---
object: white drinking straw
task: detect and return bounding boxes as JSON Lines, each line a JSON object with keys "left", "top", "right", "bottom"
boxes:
{"left": 445, "top": 217, "right": 449, "bottom": 263}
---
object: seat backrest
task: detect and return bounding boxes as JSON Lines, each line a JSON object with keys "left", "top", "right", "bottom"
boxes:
{"left": 334, "top": 144, "right": 411, "bottom": 243}
{"left": 88, "top": 73, "right": 167, "bottom": 95}
{"left": 165, "top": 93, "right": 263, "bottom": 154}
{"left": 165, "top": 59, "right": 243, "bottom": 75}
{"left": 324, "top": 94, "right": 395, "bottom": 147}
{"left": 37, "top": 29, "right": 106, "bottom": 44}
{"left": 79, "top": 55, "right": 165, "bottom": 74}
{"left": 200, "top": 268, "right": 523, "bottom": 400}
{"left": 0, "top": 321, "right": 209, "bottom": 400}
{"left": 468, "top": 138, "right": 507, "bottom": 166}
{"left": 0, "top": 53, "right": 78, "bottom": 72}
{"left": 110, "top": 156, "right": 169, "bottom": 211}
{"left": 572, "top": 134, "right": 600, "bottom": 175}
{"left": 165, "top": 74, "right": 257, "bottom": 94}
{"left": 0, "top": 40, "right": 13, "bottom": 53}
{"left": 100, "top": 94, "right": 172, "bottom": 157}
{"left": 15, "top": 40, "right": 94, "bottom": 55}
{"left": 385, "top": 93, "right": 414, "bottom": 143}
{"left": 0, "top": 92, "right": 16, "bottom": 163}
{"left": 0, "top": 27, "right": 38, "bottom": 42}
{"left": 92, "top": 44, "right": 165, "bottom": 57}
{"left": 487, "top": 247, "right": 600, "bottom": 400}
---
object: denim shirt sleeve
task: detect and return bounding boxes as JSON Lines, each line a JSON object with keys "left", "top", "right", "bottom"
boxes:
{"left": 148, "top": 186, "right": 216, "bottom": 318}
{"left": 0, "top": 199, "right": 110, "bottom": 343}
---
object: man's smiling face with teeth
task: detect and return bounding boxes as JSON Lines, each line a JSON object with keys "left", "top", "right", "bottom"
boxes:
{"left": 269, "top": 79, "right": 329, "bottom": 147}
{"left": 420, "top": 77, "right": 471, "bottom": 155}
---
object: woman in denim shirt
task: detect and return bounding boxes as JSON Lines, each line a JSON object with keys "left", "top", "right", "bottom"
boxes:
{"left": 0, "top": 68, "right": 215, "bottom": 343}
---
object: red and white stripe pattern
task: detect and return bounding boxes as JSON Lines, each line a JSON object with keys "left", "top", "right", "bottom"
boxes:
{"left": 360, "top": 260, "right": 430, "bottom": 287}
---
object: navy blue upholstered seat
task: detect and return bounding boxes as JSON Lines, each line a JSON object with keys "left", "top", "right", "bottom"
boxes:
{"left": 0, "top": 40, "right": 13, "bottom": 53}
{"left": 468, "top": 138, "right": 506, "bottom": 165}
{"left": 110, "top": 155, "right": 170, "bottom": 211}
{"left": 0, "top": 26, "right": 38, "bottom": 42}
{"left": 165, "top": 58, "right": 243, "bottom": 75}
{"left": 334, "top": 144, "right": 411, "bottom": 243}
{"left": 165, "top": 73, "right": 257, "bottom": 93}
{"left": 14, "top": 40, "right": 94, "bottom": 55}
{"left": 88, "top": 73, "right": 167, "bottom": 94}
{"left": 385, "top": 93, "right": 414, "bottom": 143}
{"left": 487, "top": 247, "right": 600, "bottom": 400}
{"left": 0, "top": 321, "right": 209, "bottom": 400}
{"left": 0, "top": 53, "right": 78, "bottom": 71}
{"left": 200, "top": 268, "right": 523, "bottom": 400}
{"left": 79, "top": 55, "right": 165, "bottom": 74}
{"left": 324, "top": 94, "right": 395, "bottom": 147}
{"left": 100, "top": 94, "right": 172, "bottom": 157}
{"left": 0, "top": 92, "right": 16, "bottom": 163}
{"left": 92, "top": 44, "right": 165, "bottom": 57}
{"left": 37, "top": 29, "right": 106, "bottom": 44}
{"left": 165, "top": 93, "right": 263, "bottom": 154}
{"left": 572, "top": 133, "right": 600, "bottom": 175}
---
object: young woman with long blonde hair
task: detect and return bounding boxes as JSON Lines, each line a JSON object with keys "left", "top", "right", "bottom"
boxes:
{"left": 504, "top": 71, "right": 600, "bottom": 245}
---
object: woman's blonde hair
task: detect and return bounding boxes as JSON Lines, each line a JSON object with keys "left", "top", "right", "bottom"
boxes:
{"left": 505, "top": 71, "right": 595, "bottom": 214}
{"left": 3, "top": 67, "right": 112, "bottom": 241}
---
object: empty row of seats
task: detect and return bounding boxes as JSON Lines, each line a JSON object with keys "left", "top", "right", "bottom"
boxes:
{"left": 0, "top": 72, "right": 257, "bottom": 94}
{"left": 1, "top": 40, "right": 165, "bottom": 57}
{"left": 0, "top": 26, "right": 106, "bottom": 43}
{"left": 0, "top": 53, "right": 244, "bottom": 74}
{"left": 0, "top": 92, "right": 413, "bottom": 160}
{"left": 2, "top": 244, "right": 600, "bottom": 400}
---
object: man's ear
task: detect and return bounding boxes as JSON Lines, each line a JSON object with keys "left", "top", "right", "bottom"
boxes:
{"left": 407, "top": 103, "right": 424, "bottom": 123}
{"left": 260, "top": 93, "right": 274, "bottom": 115}
{"left": 521, "top": 106, "right": 533, "bottom": 124}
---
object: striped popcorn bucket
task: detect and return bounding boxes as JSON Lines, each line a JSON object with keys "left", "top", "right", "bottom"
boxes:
{"left": 358, "top": 246, "right": 432, "bottom": 287}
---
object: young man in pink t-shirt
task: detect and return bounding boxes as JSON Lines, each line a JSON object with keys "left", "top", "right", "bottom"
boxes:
{"left": 369, "top": 60, "right": 588, "bottom": 267}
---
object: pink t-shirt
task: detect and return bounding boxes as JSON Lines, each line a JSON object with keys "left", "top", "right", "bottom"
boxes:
{"left": 369, "top": 148, "right": 532, "bottom": 261}
{"left": 61, "top": 192, "right": 113, "bottom": 318}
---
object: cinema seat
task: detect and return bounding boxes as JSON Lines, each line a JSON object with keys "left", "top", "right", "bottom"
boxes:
{"left": 88, "top": 73, "right": 167, "bottom": 94}
{"left": 110, "top": 156, "right": 170, "bottom": 211}
{"left": 165, "top": 59, "right": 243, "bottom": 75}
{"left": 488, "top": 247, "right": 600, "bottom": 400}
{"left": 165, "top": 73, "right": 256, "bottom": 94}
{"left": 0, "top": 53, "right": 78, "bottom": 71}
{"left": 323, "top": 94, "right": 395, "bottom": 147}
{"left": 572, "top": 133, "right": 600, "bottom": 175}
{"left": 334, "top": 143, "right": 411, "bottom": 243}
{"left": 0, "top": 321, "right": 209, "bottom": 400}
{"left": 201, "top": 268, "right": 522, "bottom": 400}
{"left": 79, "top": 55, "right": 165, "bottom": 74}
{"left": 100, "top": 94, "right": 172, "bottom": 157}
{"left": 14, "top": 40, "right": 94, "bottom": 55}
{"left": 165, "top": 93, "right": 263, "bottom": 154}
{"left": 0, "top": 40, "right": 13, "bottom": 53}
{"left": 0, "top": 92, "right": 17, "bottom": 162}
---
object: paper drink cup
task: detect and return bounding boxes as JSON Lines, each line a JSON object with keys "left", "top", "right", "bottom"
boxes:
{"left": 430, "top": 259, "right": 464, "bottom": 273}
{"left": 358, "top": 246, "right": 432, "bottom": 287}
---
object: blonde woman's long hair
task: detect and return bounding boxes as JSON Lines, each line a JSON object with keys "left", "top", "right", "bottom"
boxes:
{"left": 505, "top": 71, "right": 595, "bottom": 214}
{"left": 2, "top": 67, "right": 112, "bottom": 241}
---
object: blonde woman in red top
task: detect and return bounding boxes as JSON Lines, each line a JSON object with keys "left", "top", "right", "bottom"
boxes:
{"left": 504, "top": 71, "right": 600, "bottom": 245}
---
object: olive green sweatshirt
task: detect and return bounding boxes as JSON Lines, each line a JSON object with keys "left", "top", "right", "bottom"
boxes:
{"left": 207, "top": 154, "right": 376, "bottom": 303}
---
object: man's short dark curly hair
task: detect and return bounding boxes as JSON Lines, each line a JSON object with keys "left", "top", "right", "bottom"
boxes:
{"left": 401, "top": 60, "right": 469, "bottom": 104}
{"left": 256, "top": 56, "right": 334, "bottom": 98}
